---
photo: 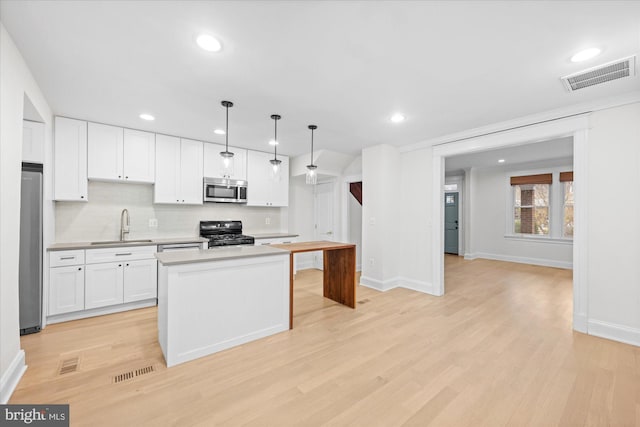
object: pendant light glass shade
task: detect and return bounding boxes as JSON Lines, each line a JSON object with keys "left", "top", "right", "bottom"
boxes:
{"left": 220, "top": 101, "right": 235, "bottom": 178}
{"left": 306, "top": 125, "right": 318, "bottom": 185}
{"left": 269, "top": 114, "right": 282, "bottom": 178}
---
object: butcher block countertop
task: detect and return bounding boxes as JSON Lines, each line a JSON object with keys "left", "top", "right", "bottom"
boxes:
{"left": 271, "top": 241, "right": 355, "bottom": 253}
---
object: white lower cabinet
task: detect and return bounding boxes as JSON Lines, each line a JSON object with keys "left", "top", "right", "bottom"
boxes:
{"left": 48, "top": 245, "right": 158, "bottom": 321}
{"left": 49, "top": 265, "right": 85, "bottom": 315}
{"left": 123, "top": 259, "right": 158, "bottom": 303}
{"left": 85, "top": 262, "right": 125, "bottom": 309}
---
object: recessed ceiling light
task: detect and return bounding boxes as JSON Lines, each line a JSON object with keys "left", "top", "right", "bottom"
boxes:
{"left": 214, "top": 129, "right": 225, "bottom": 135}
{"left": 571, "top": 47, "right": 601, "bottom": 63}
{"left": 390, "top": 113, "right": 406, "bottom": 123}
{"left": 139, "top": 113, "right": 155, "bottom": 121}
{"left": 269, "top": 139, "right": 279, "bottom": 146}
{"left": 196, "top": 34, "right": 222, "bottom": 52}
{"left": 498, "top": 159, "right": 505, "bottom": 163}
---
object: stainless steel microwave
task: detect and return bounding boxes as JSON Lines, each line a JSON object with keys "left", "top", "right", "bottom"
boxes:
{"left": 203, "top": 178, "right": 247, "bottom": 203}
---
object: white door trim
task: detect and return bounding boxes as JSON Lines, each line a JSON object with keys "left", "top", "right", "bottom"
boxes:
{"left": 431, "top": 113, "right": 589, "bottom": 333}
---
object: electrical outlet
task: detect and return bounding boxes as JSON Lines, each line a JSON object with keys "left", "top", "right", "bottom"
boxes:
{"left": 369, "top": 217, "right": 376, "bottom": 225}
{"left": 265, "top": 217, "right": 271, "bottom": 225}
{"left": 148, "top": 218, "right": 158, "bottom": 228}
{"left": 369, "top": 258, "right": 375, "bottom": 266}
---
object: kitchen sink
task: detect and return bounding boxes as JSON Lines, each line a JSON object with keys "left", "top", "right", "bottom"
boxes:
{"left": 90, "top": 239, "right": 154, "bottom": 245}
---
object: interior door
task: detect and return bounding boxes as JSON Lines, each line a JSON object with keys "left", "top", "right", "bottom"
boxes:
{"left": 314, "top": 182, "right": 334, "bottom": 269}
{"left": 444, "top": 192, "right": 459, "bottom": 254}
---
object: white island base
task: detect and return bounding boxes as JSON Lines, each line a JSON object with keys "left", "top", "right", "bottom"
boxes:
{"left": 156, "top": 246, "right": 290, "bottom": 367}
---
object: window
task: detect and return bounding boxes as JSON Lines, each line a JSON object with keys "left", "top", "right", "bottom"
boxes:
{"left": 510, "top": 173, "right": 552, "bottom": 236}
{"left": 513, "top": 184, "right": 550, "bottom": 235}
{"left": 508, "top": 170, "right": 573, "bottom": 240}
{"left": 560, "top": 172, "right": 574, "bottom": 238}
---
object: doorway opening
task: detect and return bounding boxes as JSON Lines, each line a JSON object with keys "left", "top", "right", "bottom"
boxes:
{"left": 431, "top": 114, "right": 589, "bottom": 333}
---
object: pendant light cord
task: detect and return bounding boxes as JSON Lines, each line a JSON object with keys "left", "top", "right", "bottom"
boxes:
{"left": 274, "top": 118, "right": 278, "bottom": 159}
{"left": 310, "top": 127, "right": 314, "bottom": 165}
{"left": 225, "top": 104, "right": 229, "bottom": 152}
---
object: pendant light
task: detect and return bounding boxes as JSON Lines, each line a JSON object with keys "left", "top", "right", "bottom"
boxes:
{"left": 219, "top": 100, "right": 234, "bottom": 178}
{"left": 306, "top": 125, "right": 318, "bottom": 185}
{"left": 269, "top": 114, "right": 282, "bottom": 176}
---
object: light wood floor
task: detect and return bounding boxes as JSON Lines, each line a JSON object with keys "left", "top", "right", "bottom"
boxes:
{"left": 11, "top": 256, "right": 640, "bottom": 426}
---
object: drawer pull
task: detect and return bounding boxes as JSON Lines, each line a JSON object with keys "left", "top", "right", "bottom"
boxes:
{"left": 115, "top": 253, "right": 132, "bottom": 256}
{"left": 60, "top": 256, "right": 75, "bottom": 260}
{"left": 283, "top": 241, "right": 292, "bottom": 244}
{"left": 261, "top": 243, "right": 271, "bottom": 245}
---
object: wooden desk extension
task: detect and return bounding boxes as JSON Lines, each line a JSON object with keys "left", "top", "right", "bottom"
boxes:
{"left": 271, "top": 241, "right": 357, "bottom": 329}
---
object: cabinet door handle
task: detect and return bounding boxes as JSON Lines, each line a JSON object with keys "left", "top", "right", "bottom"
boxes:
{"left": 115, "top": 253, "right": 132, "bottom": 256}
{"left": 118, "top": 264, "right": 122, "bottom": 267}
{"left": 126, "top": 263, "right": 129, "bottom": 266}
{"left": 60, "top": 256, "right": 75, "bottom": 260}
{"left": 80, "top": 195, "right": 85, "bottom": 199}
{"left": 77, "top": 267, "right": 82, "bottom": 271}
{"left": 125, "top": 176, "right": 128, "bottom": 179}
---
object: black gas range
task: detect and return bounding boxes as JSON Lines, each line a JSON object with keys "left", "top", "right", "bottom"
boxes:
{"left": 199, "top": 220, "right": 255, "bottom": 248}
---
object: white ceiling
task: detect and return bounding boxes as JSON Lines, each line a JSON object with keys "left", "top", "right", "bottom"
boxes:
{"left": 2, "top": 1, "right": 639, "bottom": 156}
{"left": 445, "top": 137, "right": 574, "bottom": 173}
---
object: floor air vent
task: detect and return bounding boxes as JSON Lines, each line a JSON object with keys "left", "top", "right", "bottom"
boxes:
{"left": 561, "top": 55, "right": 636, "bottom": 92}
{"left": 58, "top": 357, "right": 79, "bottom": 375}
{"left": 113, "top": 365, "right": 155, "bottom": 384}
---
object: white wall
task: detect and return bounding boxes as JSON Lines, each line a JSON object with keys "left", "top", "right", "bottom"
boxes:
{"left": 0, "top": 23, "right": 53, "bottom": 402}
{"left": 586, "top": 103, "right": 640, "bottom": 345}
{"left": 360, "top": 145, "right": 401, "bottom": 289}
{"left": 360, "top": 145, "right": 433, "bottom": 292}
{"left": 467, "top": 162, "right": 573, "bottom": 269}
{"left": 347, "top": 191, "right": 362, "bottom": 270}
{"left": 397, "top": 148, "right": 433, "bottom": 292}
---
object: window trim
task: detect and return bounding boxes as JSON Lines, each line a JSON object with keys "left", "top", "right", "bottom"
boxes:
{"left": 505, "top": 166, "right": 573, "bottom": 241}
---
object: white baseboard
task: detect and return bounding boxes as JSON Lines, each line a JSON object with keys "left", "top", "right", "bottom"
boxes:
{"left": 1, "top": 350, "right": 26, "bottom": 404}
{"left": 47, "top": 299, "right": 156, "bottom": 325}
{"left": 573, "top": 312, "right": 588, "bottom": 334}
{"left": 360, "top": 275, "right": 434, "bottom": 295}
{"left": 464, "top": 252, "right": 572, "bottom": 269}
{"left": 588, "top": 319, "right": 640, "bottom": 347}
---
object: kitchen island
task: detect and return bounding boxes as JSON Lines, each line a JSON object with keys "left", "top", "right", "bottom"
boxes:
{"left": 155, "top": 245, "right": 290, "bottom": 367}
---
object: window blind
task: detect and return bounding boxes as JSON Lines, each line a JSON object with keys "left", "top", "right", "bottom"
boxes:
{"left": 510, "top": 173, "right": 552, "bottom": 186}
{"left": 559, "top": 171, "right": 574, "bottom": 182}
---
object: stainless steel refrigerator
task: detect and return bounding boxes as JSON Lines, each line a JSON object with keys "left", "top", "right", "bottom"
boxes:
{"left": 19, "top": 163, "right": 43, "bottom": 335}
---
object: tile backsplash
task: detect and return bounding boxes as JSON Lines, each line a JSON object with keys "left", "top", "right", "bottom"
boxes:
{"left": 55, "top": 181, "right": 285, "bottom": 243}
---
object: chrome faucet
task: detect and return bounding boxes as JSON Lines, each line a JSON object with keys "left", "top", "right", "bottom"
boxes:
{"left": 120, "top": 209, "right": 130, "bottom": 241}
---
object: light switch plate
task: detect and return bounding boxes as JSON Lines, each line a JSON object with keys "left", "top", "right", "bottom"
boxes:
{"left": 149, "top": 218, "right": 158, "bottom": 228}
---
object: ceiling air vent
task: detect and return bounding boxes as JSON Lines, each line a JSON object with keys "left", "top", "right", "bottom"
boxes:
{"left": 561, "top": 55, "right": 636, "bottom": 92}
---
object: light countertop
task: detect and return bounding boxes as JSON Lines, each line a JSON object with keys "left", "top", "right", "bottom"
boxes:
{"left": 155, "top": 244, "right": 290, "bottom": 266}
{"left": 48, "top": 237, "right": 208, "bottom": 251}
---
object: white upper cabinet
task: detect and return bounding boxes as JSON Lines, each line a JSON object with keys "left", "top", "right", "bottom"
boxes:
{"left": 203, "top": 142, "right": 247, "bottom": 181}
{"left": 246, "top": 150, "right": 289, "bottom": 207}
{"left": 22, "top": 120, "right": 44, "bottom": 164}
{"left": 154, "top": 134, "right": 181, "bottom": 203}
{"left": 123, "top": 129, "right": 155, "bottom": 182}
{"left": 180, "top": 138, "right": 204, "bottom": 204}
{"left": 154, "top": 135, "right": 203, "bottom": 204}
{"left": 88, "top": 123, "right": 155, "bottom": 183}
{"left": 88, "top": 122, "right": 123, "bottom": 181}
{"left": 54, "top": 117, "right": 88, "bottom": 201}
